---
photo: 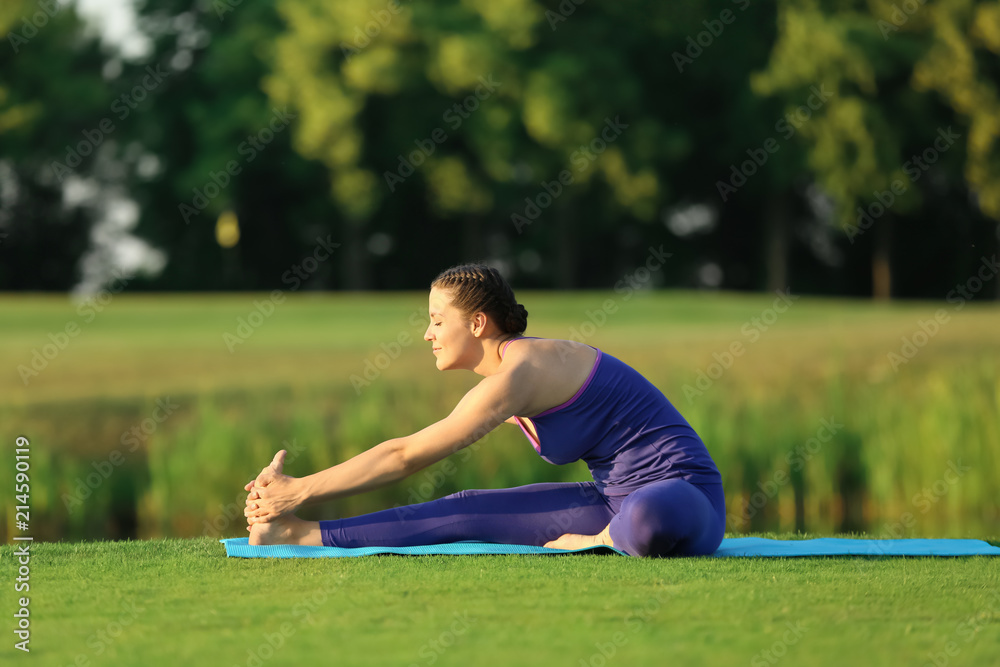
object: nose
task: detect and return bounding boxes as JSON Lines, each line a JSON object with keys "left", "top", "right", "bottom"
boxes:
{"left": 424, "top": 325, "right": 434, "bottom": 342}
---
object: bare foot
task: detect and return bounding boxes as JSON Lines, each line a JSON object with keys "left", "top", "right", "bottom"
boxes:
{"left": 544, "top": 525, "right": 615, "bottom": 550}
{"left": 248, "top": 514, "right": 323, "bottom": 546}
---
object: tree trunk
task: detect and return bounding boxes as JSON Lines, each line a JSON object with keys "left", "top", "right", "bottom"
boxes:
{"left": 995, "top": 222, "right": 1000, "bottom": 300}
{"left": 872, "top": 217, "right": 892, "bottom": 300}
{"left": 791, "top": 467, "right": 806, "bottom": 534}
{"left": 764, "top": 196, "right": 789, "bottom": 292}
{"left": 554, "top": 204, "right": 577, "bottom": 288}
{"left": 340, "top": 219, "right": 370, "bottom": 289}
{"left": 462, "top": 214, "right": 484, "bottom": 261}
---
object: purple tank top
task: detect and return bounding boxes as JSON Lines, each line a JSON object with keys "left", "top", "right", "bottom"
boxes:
{"left": 504, "top": 338, "right": 722, "bottom": 496}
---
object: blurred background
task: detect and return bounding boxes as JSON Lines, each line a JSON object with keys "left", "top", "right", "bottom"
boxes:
{"left": 1, "top": 0, "right": 998, "bottom": 543}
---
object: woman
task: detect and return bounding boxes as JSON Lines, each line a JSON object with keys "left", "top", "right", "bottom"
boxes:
{"left": 243, "top": 264, "right": 725, "bottom": 557}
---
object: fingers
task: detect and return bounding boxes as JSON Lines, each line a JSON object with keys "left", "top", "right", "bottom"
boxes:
{"left": 269, "top": 449, "right": 287, "bottom": 475}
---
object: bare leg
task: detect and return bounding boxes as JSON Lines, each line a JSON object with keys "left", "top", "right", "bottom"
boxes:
{"left": 249, "top": 514, "right": 323, "bottom": 546}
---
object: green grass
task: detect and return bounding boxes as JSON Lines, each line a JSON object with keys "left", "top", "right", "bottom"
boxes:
{"left": 1, "top": 535, "right": 998, "bottom": 666}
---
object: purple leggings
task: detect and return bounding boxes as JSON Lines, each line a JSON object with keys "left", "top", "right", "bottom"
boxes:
{"left": 319, "top": 479, "right": 725, "bottom": 557}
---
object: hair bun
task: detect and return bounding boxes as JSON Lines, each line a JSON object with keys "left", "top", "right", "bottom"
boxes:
{"left": 506, "top": 303, "right": 528, "bottom": 335}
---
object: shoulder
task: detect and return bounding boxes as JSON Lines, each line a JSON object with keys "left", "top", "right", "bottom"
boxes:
{"left": 501, "top": 337, "right": 595, "bottom": 368}
{"left": 497, "top": 338, "right": 600, "bottom": 416}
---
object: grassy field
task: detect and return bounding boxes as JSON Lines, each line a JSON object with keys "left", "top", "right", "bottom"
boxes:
{"left": 2, "top": 290, "right": 999, "bottom": 543}
{"left": 1, "top": 534, "right": 998, "bottom": 667}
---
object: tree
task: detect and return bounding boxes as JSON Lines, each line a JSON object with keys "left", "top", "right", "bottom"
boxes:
{"left": 752, "top": 0, "right": 1000, "bottom": 299}
{"left": 264, "top": 0, "right": 678, "bottom": 288}
{"left": 111, "top": 0, "right": 341, "bottom": 291}
{"left": 0, "top": 1, "right": 112, "bottom": 289}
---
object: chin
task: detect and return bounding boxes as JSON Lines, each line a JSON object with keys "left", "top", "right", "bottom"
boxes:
{"left": 435, "top": 354, "right": 462, "bottom": 371}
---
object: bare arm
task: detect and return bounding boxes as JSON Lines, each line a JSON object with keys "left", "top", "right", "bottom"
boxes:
{"left": 297, "top": 368, "right": 526, "bottom": 506}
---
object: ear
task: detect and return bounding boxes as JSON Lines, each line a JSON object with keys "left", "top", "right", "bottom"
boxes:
{"left": 470, "top": 311, "right": 488, "bottom": 337}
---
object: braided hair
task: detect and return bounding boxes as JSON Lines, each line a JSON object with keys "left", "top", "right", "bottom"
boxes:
{"left": 431, "top": 264, "right": 528, "bottom": 337}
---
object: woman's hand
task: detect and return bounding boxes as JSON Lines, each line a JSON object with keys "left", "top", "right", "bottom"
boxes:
{"left": 243, "top": 450, "right": 303, "bottom": 526}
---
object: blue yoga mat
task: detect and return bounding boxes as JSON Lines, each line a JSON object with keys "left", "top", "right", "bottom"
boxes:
{"left": 220, "top": 536, "right": 1000, "bottom": 559}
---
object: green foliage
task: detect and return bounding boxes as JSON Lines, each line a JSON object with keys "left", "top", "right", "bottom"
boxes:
{"left": 2, "top": 1, "right": 999, "bottom": 294}
{"left": 754, "top": 0, "right": 1000, "bottom": 228}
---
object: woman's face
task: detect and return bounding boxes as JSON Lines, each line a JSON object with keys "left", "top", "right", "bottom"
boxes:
{"left": 424, "top": 287, "right": 476, "bottom": 370}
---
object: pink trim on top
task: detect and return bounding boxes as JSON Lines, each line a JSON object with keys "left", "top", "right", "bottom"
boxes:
{"left": 507, "top": 341, "right": 601, "bottom": 452}
{"left": 533, "top": 348, "right": 601, "bottom": 417}
{"left": 500, "top": 336, "right": 539, "bottom": 359}
{"left": 514, "top": 416, "right": 541, "bottom": 453}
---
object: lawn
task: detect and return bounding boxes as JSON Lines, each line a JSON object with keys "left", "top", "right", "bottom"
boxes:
{"left": 1, "top": 535, "right": 998, "bottom": 667}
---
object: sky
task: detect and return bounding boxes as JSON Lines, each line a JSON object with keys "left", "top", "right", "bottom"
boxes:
{"left": 62, "top": 0, "right": 165, "bottom": 296}
{"left": 73, "top": 0, "right": 151, "bottom": 61}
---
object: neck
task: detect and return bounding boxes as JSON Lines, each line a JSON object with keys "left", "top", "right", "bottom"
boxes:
{"left": 470, "top": 336, "right": 510, "bottom": 377}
